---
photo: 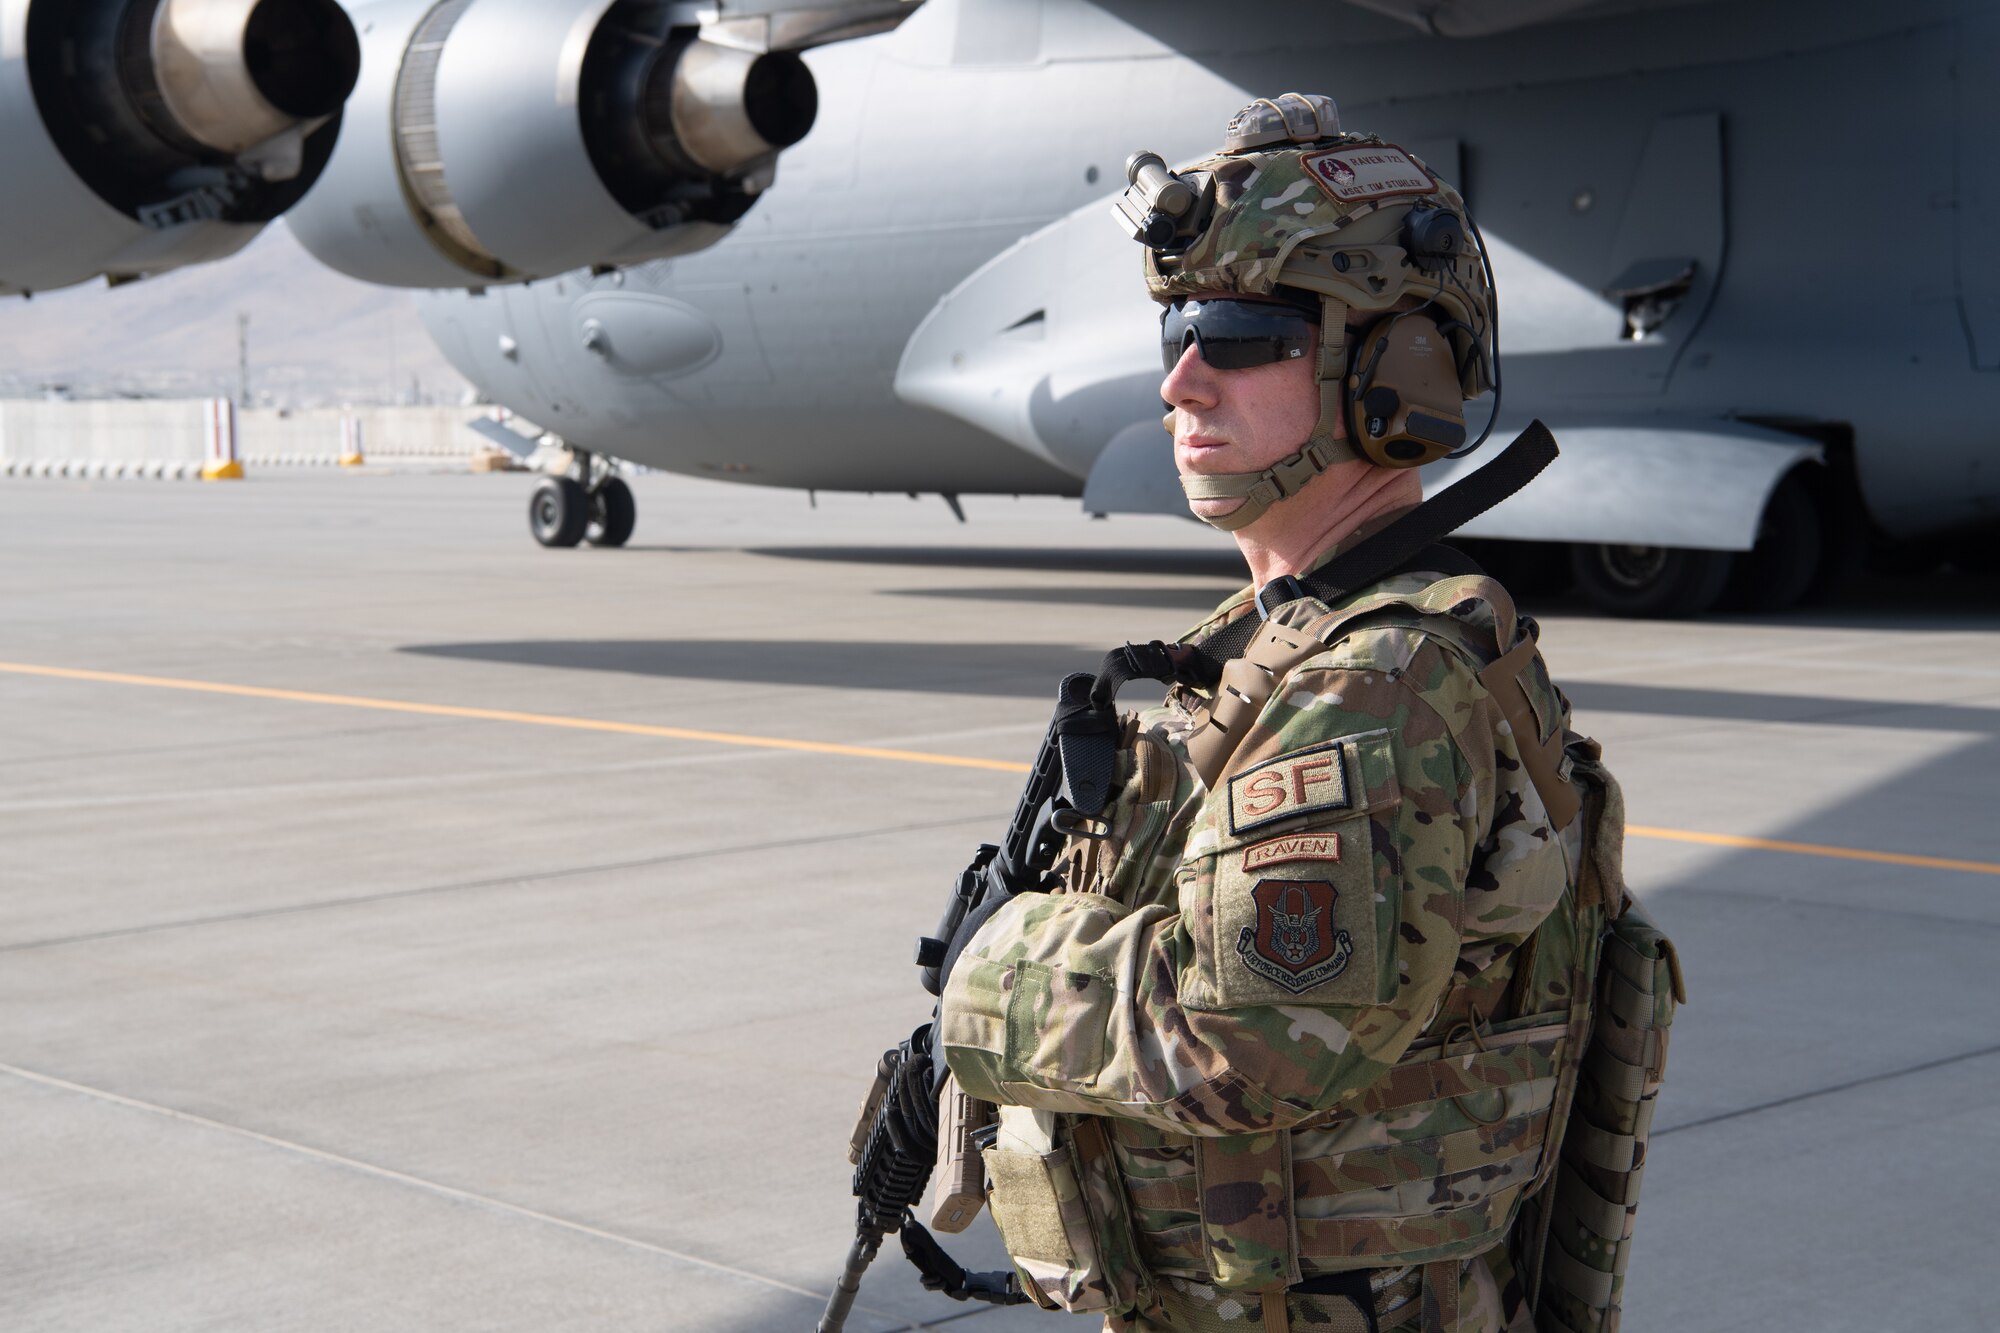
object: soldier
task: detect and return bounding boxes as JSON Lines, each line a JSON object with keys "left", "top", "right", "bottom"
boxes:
{"left": 924, "top": 95, "right": 1672, "bottom": 1333}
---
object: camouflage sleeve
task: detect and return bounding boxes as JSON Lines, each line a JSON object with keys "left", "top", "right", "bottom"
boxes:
{"left": 940, "top": 630, "right": 1532, "bottom": 1136}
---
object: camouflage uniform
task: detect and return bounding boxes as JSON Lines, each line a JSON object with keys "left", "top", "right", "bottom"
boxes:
{"left": 938, "top": 530, "right": 1581, "bottom": 1332}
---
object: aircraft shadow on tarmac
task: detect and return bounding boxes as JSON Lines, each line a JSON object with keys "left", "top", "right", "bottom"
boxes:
{"left": 400, "top": 640, "right": 1126, "bottom": 699}
{"left": 880, "top": 584, "right": 1239, "bottom": 611}
{"left": 660, "top": 547, "right": 1999, "bottom": 627}
{"left": 734, "top": 544, "right": 1248, "bottom": 579}
{"left": 1563, "top": 684, "right": 2000, "bottom": 735}
{"left": 401, "top": 636, "right": 2000, "bottom": 730}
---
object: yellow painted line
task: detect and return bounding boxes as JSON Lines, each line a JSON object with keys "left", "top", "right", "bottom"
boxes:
{"left": 9, "top": 659, "right": 1999, "bottom": 877}
{"left": 0, "top": 661, "right": 1028, "bottom": 774}
{"left": 1626, "top": 824, "right": 2000, "bottom": 877}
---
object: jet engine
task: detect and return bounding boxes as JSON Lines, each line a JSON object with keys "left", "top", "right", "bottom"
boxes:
{"left": 0, "top": 0, "right": 361, "bottom": 294}
{"left": 288, "top": 0, "right": 846, "bottom": 288}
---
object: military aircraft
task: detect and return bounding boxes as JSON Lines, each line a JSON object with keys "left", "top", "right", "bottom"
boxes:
{"left": 8, "top": 0, "right": 1997, "bottom": 615}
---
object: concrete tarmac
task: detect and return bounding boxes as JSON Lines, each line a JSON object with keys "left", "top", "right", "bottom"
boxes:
{"left": 2, "top": 471, "right": 1996, "bottom": 1332}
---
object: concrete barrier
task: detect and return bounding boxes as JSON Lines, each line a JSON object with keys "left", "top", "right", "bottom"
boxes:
{"left": 237, "top": 406, "right": 486, "bottom": 463}
{"left": 0, "top": 401, "right": 501, "bottom": 478}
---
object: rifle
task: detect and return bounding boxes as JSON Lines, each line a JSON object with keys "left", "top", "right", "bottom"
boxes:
{"left": 818, "top": 671, "right": 1121, "bottom": 1331}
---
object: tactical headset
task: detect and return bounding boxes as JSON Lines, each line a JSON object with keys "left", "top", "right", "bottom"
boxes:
{"left": 1338, "top": 196, "right": 1500, "bottom": 468}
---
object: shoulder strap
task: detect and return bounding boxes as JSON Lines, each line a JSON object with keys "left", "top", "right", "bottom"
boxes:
{"left": 1190, "top": 571, "right": 1581, "bottom": 834}
{"left": 1191, "top": 420, "right": 1558, "bottom": 675}
{"left": 1093, "top": 421, "right": 1560, "bottom": 791}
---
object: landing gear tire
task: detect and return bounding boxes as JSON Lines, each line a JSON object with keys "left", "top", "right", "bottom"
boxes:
{"left": 1568, "top": 543, "right": 1736, "bottom": 618}
{"left": 1717, "top": 471, "right": 1823, "bottom": 613}
{"left": 586, "top": 476, "right": 637, "bottom": 548}
{"left": 530, "top": 477, "right": 590, "bottom": 548}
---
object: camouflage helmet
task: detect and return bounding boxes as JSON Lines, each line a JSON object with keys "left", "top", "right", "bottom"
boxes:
{"left": 1119, "top": 93, "right": 1498, "bottom": 530}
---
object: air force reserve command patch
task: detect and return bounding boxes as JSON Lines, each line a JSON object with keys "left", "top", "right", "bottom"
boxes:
{"left": 1236, "top": 879, "right": 1354, "bottom": 993}
{"left": 1227, "top": 739, "right": 1351, "bottom": 835}
{"left": 1299, "top": 143, "right": 1435, "bottom": 203}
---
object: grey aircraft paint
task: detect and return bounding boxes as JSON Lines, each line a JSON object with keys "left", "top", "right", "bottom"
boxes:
{"left": 5, "top": 0, "right": 1994, "bottom": 610}
{"left": 399, "top": 0, "right": 2000, "bottom": 583}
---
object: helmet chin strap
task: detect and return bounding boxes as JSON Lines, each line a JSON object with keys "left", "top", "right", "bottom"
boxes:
{"left": 1180, "top": 435, "right": 1348, "bottom": 531}
{"left": 1176, "top": 294, "right": 1361, "bottom": 533}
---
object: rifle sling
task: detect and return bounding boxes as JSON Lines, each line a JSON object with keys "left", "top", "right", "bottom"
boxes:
{"left": 1190, "top": 419, "right": 1559, "bottom": 676}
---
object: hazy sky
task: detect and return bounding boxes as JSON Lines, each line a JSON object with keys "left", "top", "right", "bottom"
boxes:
{"left": 0, "top": 224, "right": 472, "bottom": 405}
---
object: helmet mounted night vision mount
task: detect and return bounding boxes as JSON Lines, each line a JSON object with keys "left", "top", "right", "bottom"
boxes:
{"left": 1113, "top": 152, "right": 1215, "bottom": 251}
{"left": 1120, "top": 93, "right": 1502, "bottom": 532}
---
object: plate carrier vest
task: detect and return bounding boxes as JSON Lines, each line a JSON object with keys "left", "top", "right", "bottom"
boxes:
{"left": 978, "top": 574, "right": 1685, "bottom": 1333}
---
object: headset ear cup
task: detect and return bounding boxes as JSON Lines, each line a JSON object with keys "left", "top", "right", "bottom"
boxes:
{"left": 1346, "top": 315, "right": 1466, "bottom": 468}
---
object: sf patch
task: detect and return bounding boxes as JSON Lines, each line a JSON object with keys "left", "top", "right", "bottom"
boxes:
{"left": 1228, "top": 739, "right": 1350, "bottom": 835}
{"left": 1299, "top": 144, "right": 1435, "bottom": 203}
{"left": 1235, "top": 879, "right": 1354, "bottom": 994}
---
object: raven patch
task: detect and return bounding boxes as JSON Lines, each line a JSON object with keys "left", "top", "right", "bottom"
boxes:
{"left": 1242, "top": 831, "right": 1340, "bottom": 873}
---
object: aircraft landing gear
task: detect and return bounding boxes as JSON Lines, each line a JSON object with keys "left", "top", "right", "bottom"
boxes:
{"left": 530, "top": 476, "right": 590, "bottom": 547}
{"left": 528, "top": 450, "right": 636, "bottom": 549}
{"left": 1568, "top": 542, "right": 1736, "bottom": 618}
{"left": 587, "top": 477, "right": 636, "bottom": 548}
{"left": 1716, "top": 470, "right": 1822, "bottom": 613}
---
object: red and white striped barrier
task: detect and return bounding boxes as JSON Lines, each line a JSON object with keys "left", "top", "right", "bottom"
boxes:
{"left": 340, "top": 414, "right": 365, "bottom": 467}
{"left": 202, "top": 398, "right": 243, "bottom": 481}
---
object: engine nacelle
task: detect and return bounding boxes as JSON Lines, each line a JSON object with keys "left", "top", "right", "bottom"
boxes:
{"left": 0, "top": 0, "right": 360, "bottom": 294}
{"left": 288, "top": 0, "right": 822, "bottom": 288}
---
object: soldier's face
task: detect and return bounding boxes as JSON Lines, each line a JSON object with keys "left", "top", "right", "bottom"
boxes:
{"left": 1162, "top": 313, "right": 1340, "bottom": 526}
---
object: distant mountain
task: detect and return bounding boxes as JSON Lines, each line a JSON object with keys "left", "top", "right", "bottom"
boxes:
{"left": 0, "top": 224, "right": 473, "bottom": 407}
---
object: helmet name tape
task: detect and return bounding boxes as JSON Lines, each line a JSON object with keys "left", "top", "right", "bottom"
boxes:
{"left": 1299, "top": 145, "right": 1435, "bottom": 203}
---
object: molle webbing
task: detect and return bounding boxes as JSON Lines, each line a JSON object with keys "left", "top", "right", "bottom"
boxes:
{"left": 1171, "top": 1021, "right": 1570, "bottom": 1331}
{"left": 1186, "top": 574, "right": 1578, "bottom": 844}
{"left": 1193, "top": 1131, "right": 1300, "bottom": 1295}
{"left": 1476, "top": 631, "right": 1580, "bottom": 832}
{"left": 1186, "top": 608, "right": 1331, "bottom": 788}
{"left": 1519, "top": 898, "right": 1684, "bottom": 1333}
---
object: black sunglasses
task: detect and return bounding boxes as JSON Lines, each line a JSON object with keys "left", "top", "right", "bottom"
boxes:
{"left": 1160, "top": 297, "right": 1319, "bottom": 373}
